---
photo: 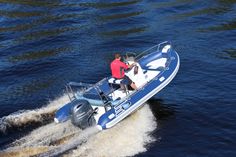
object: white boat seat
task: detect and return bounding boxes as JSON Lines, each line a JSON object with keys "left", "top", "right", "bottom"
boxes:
{"left": 162, "top": 45, "right": 171, "bottom": 53}
{"left": 161, "top": 45, "right": 172, "bottom": 59}
{"left": 141, "top": 58, "right": 167, "bottom": 82}
{"left": 108, "top": 77, "right": 123, "bottom": 84}
{"left": 146, "top": 58, "right": 167, "bottom": 69}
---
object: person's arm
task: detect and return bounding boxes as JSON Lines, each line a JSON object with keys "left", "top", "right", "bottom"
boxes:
{"left": 128, "top": 63, "right": 136, "bottom": 69}
{"left": 120, "top": 61, "right": 129, "bottom": 70}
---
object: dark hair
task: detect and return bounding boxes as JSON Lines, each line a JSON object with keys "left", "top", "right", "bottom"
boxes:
{"left": 115, "top": 53, "right": 121, "bottom": 59}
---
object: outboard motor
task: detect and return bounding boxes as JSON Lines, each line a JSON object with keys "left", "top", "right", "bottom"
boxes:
{"left": 71, "top": 99, "right": 96, "bottom": 129}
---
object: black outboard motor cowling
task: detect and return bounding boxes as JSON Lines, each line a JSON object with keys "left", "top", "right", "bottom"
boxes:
{"left": 71, "top": 99, "right": 96, "bottom": 129}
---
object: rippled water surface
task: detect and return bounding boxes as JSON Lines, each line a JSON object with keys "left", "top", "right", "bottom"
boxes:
{"left": 0, "top": 0, "right": 235, "bottom": 156}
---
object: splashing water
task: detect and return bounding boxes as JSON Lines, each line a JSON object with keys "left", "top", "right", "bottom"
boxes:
{"left": 0, "top": 102, "right": 157, "bottom": 157}
{"left": 38, "top": 126, "right": 100, "bottom": 157}
{"left": 67, "top": 104, "right": 157, "bottom": 157}
{"left": 0, "top": 94, "right": 70, "bottom": 133}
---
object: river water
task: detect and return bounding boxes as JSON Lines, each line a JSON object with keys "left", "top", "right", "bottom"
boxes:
{"left": 0, "top": 0, "right": 235, "bottom": 156}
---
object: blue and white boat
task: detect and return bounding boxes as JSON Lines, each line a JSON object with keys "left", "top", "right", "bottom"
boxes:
{"left": 54, "top": 41, "right": 180, "bottom": 130}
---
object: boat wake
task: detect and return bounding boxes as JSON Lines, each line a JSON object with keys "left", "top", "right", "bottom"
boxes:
{"left": 0, "top": 95, "right": 157, "bottom": 157}
{"left": 0, "top": 95, "right": 71, "bottom": 133}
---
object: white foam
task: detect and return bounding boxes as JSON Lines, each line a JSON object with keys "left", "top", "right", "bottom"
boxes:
{"left": 0, "top": 94, "right": 70, "bottom": 133}
{"left": 3, "top": 103, "right": 157, "bottom": 157}
{"left": 67, "top": 105, "right": 157, "bottom": 157}
{"left": 11, "top": 121, "right": 79, "bottom": 148}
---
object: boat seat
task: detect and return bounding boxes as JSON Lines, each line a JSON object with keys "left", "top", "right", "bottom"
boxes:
{"left": 162, "top": 45, "right": 171, "bottom": 53}
{"left": 96, "top": 78, "right": 115, "bottom": 103}
{"left": 139, "top": 51, "right": 162, "bottom": 70}
{"left": 140, "top": 47, "right": 171, "bottom": 70}
{"left": 141, "top": 57, "right": 167, "bottom": 73}
{"left": 161, "top": 45, "right": 172, "bottom": 59}
{"left": 146, "top": 58, "right": 167, "bottom": 69}
{"left": 108, "top": 77, "right": 130, "bottom": 97}
{"left": 108, "top": 77, "right": 123, "bottom": 84}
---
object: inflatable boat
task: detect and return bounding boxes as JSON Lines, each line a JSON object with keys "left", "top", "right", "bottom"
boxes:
{"left": 54, "top": 41, "right": 180, "bottom": 130}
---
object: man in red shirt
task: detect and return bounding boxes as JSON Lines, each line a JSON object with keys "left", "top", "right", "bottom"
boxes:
{"left": 110, "top": 53, "right": 137, "bottom": 90}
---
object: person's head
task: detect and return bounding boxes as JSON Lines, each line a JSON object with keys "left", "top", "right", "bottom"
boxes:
{"left": 115, "top": 53, "right": 121, "bottom": 60}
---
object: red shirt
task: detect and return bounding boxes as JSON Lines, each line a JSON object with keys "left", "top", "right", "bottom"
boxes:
{"left": 110, "top": 59, "right": 128, "bottom": 79}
